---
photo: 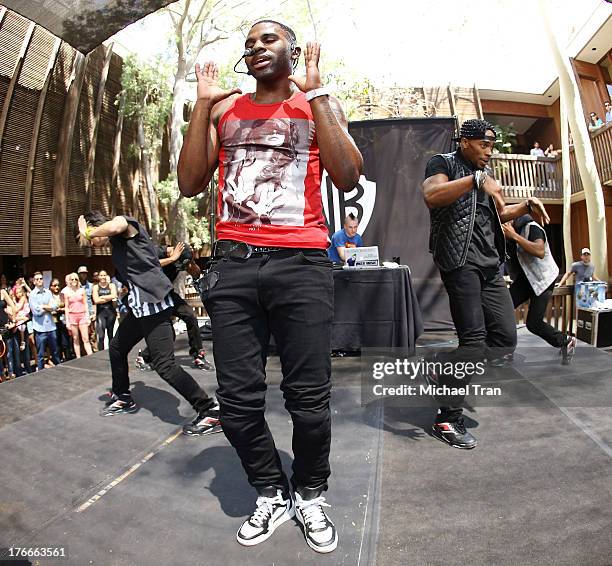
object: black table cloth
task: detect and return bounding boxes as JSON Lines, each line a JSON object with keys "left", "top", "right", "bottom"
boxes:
{"left": 332, "top": 266, "right": 423, "bottom": 354}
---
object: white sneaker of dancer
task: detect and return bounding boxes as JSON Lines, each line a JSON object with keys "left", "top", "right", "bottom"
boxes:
{"left": 294, "top": 490, "right": 338, "bottom": 553}
{"left": 236, "top": 488, "right": 294, "bottom": 546}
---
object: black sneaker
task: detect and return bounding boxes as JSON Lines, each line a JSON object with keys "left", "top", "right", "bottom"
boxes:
{"left": 294, "top": 486, "right": 337, "bottom": 554}
{"left": 135, "top": 351, "right": 152, "bottom": 371}
{"left": 237, "top": 488, "right": 295, "bottom": 546}
{"left": 432, "top": 418, "right": 477, "bottom": 449}
{"left": 561, "top": 336, "right": 577, "bottom": 365}
{"left": 182, "top": 402, "right": 222, "bottom": 436}
{"left": 100, "top": 395, "right": 137, "bottom": 417}
{"left": 193, "top": 350, "right": 214, "bottom": 371}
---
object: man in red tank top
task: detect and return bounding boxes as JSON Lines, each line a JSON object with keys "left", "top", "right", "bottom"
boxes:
{"left": 178, "top": 20, "right": 363, "bottom": 554}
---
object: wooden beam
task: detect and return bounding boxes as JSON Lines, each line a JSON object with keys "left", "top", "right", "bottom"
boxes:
{"left": 570, "top": 57, "right": 589, "bottom": 123}
{"left": 110, "top": 91, "right": 125, "bottom": 218}
{"left": 447, "top": 84, "right": 456, "bottom": 116}
{"left": 480, "top": 99, "right": 551, "bottom": 118}
{"left": 51, "top": 51, "right": 88, "bottom": 257}
{"left": 0, "top": 22, "right": 35, "bottom": 152}
{"left": 473, "top": 84, "right": 484, "bottom": 119}
{"left": 22, "top": 37, "right": 62, "bottom": 257}
{"left": 85, "top": 43, "right": 114, "bottom": 210}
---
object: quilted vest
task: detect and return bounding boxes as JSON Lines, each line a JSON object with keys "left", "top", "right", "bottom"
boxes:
{"left": 428, "top": 151, "right": 506, "bottom": 272}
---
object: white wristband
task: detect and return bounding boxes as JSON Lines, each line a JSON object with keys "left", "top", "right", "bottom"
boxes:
{"left": 305, "top": 87, "right": 331, "bottom": 102}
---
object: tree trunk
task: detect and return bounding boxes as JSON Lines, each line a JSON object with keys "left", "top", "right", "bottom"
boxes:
{"left": 170, "top": 58, "right": 188, "bottom": 241}
{"left": 137, "top": 114, "right": 160, "bottom": 241}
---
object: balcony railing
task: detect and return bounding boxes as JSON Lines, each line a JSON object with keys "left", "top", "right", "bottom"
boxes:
{"left": 491, "top": 122, "right": 612, "bottom": 201}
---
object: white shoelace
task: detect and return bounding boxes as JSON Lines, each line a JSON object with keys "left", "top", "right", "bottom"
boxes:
{"left": 250, "top": 493, "right": 284, "bottom": 527}
{"left": 297, "top": 496, "right": 331, "bottom": 530}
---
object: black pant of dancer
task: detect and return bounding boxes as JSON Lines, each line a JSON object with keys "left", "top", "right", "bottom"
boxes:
{"left": 96, "top": 309, "right": 116, "bottom": 351}
{"left": 203, "top": 249, "right": 333, "bottom": 492}
{"left": 140, "top": 291, "right": 203, "bottom": 362}
{"left": 438, "top": 263, "right": 517, "bottom": 422}
{"left": 109, "top": 308, "right": 213, "bottom": 413}
{"left": 510, "top": 273, "right": 565, "bottom": 347}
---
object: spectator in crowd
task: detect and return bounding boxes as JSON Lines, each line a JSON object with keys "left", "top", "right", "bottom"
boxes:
{"left": 93, "top": 270, "right": 117, "bottom": 351}
{"left": 530, "top": 141, "right": 545, "bottom": 157}
{"left": 49, "top": 277, "right": 73, "bottom": 361}
{"left": 588, "top": 112, "right": 604, "bottom": 131}
{"left": 605, "top": 100, "right": 612, "bottom": 124}
{"left": 28, "top": 271, "right": 61, "bottom": 371}
{"left": 558, "top": 247, "right": 595, "bottom": 285}
{"left": 77, "top": 265, "right": 97, "bottom": 351}
{"left": 12, "top": 284, "right": 30, "bottom": 352}
{"left": 544, "top": 144, "right": 558, "bottom": 157}
{"left": 0, "top": 273, "right": 8, "bottom": 290}
{"left": 63, "top": 272, "right": 93, "bottom": 358}
{"left": 1, "top": 288, "right": 33, "bottom": 377}
{"left": 0, "top": 293, "right": 10, "bottom": 380}
{"left": 328, "top": 213, "right": 364, "bottom": 263}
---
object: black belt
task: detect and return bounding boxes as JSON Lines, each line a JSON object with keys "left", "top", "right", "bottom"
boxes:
{"left": 213, "top": 240, "right": 288, "bottom": 259}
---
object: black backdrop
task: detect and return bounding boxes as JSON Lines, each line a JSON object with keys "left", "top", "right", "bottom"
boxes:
{"left": 322, "top": 117, "right": 457, "bottom": 330}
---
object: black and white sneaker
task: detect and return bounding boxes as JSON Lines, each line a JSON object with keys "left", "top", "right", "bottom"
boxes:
{"left": 294, "top": 487, "right": 337, "bottom": 554}
{"left": 561, "top": 336, "right": 577, "bottom": 365}
{"left": 193, "top": 350, "right": 214, "bottom": 371}
{"left": 432, "top": 418, "right": 477, "bottom": 449}
{"left": 100, "top": 394, "right": 137, "bottom": 417}
{"left": 182, "top": 401, "right": 222, "bottom": 436}
{"left": 236, "top": 488, "right": 295, "bottom": 546}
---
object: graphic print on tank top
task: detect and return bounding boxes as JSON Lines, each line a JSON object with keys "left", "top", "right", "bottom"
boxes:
{"left": 220, "top": 117, "right": 313, "bottom": 226}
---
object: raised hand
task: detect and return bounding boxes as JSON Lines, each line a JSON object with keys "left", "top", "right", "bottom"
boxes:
{"left": 169, "top": 241, "right": 185, "bottom": 262}
{"left": 527, "top": 196, "right": 550, "bottom": 225}
{"left": 288, "top": 42, "right": 322, "bottom": 93}
{"left": 194, "top": 61, "right": 241, "bottom": 105}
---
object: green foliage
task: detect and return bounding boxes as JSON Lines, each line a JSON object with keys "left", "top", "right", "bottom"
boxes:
{"left": 493, "top": 122, "right": 517, "bottom": 154}
{"left": 322, "top": 61, "right": 373, "bottom": 121}
{"left": 155, "top": 175, "right": 210, "bottom": 249}
{"left": 119, "top": 54, "right": 173, "bottom": 151}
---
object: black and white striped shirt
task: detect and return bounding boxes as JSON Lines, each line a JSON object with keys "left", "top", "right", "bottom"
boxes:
{"left": 127, "top": 282, "right": 174, "bottom": 318}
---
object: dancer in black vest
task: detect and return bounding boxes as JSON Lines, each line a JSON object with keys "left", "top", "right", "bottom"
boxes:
{"left": 422, "top": 119, "right": 550, "bottom": 449}
{"left": 136, "top": 242, "right": 214, "bottom": 373}
{"left": 77, "top": 212, "right": 220, "bottom": 435}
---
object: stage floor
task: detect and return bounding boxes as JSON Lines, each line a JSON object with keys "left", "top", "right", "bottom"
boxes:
{"left": 1, "top": 329, "right": 611, "bottom": 566}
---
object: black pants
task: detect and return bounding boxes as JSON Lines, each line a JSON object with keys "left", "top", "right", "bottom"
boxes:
{"left": 108, "top": 308, "right": 213, "bottom": 412}
{"left": 141, "top": 292, "right": 202, "bottom": 362}
{"left": 56, "top": 320, "right": 74, "bottom": 360}
{"left": 438, "top": 263, "right": 517, "bottom": 422}
{"left": 96, "top": 308, "right": 117, "bottom": 351}
{"left": 510, "top": 274, "right": 565, "bottom": 348}
{"left": 203, "top": 249, "right": 333, "bottom": 492}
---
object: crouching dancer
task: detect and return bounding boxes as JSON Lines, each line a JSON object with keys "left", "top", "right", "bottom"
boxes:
{"left": 77, "top": 212, "right": 220, "bottom": 435}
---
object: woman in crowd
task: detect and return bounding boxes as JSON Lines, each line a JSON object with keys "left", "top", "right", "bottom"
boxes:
{"left": 92, "top": 270, "right": 117, "bottom": 351}
{"left": 49, "top": 278, "right": 73, "bottom": 361}
{"left": 63, "top": 272, "right": 93, "bottom": 358}
{"left": 12, "top": 284, "right": 30, "bottom": 351}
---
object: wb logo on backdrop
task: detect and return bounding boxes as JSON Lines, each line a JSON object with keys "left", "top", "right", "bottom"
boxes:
{"left": 321, "top": 173, "right": 377, "bottom": 235}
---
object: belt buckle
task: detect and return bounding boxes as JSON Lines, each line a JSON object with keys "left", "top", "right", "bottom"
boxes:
{"left": 229, "top": 241, "right": 252, "bottom": 259}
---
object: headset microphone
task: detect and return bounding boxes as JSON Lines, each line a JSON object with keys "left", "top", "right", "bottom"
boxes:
{"left": 234, "top": 48, "right": 257, "bottom": 75}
